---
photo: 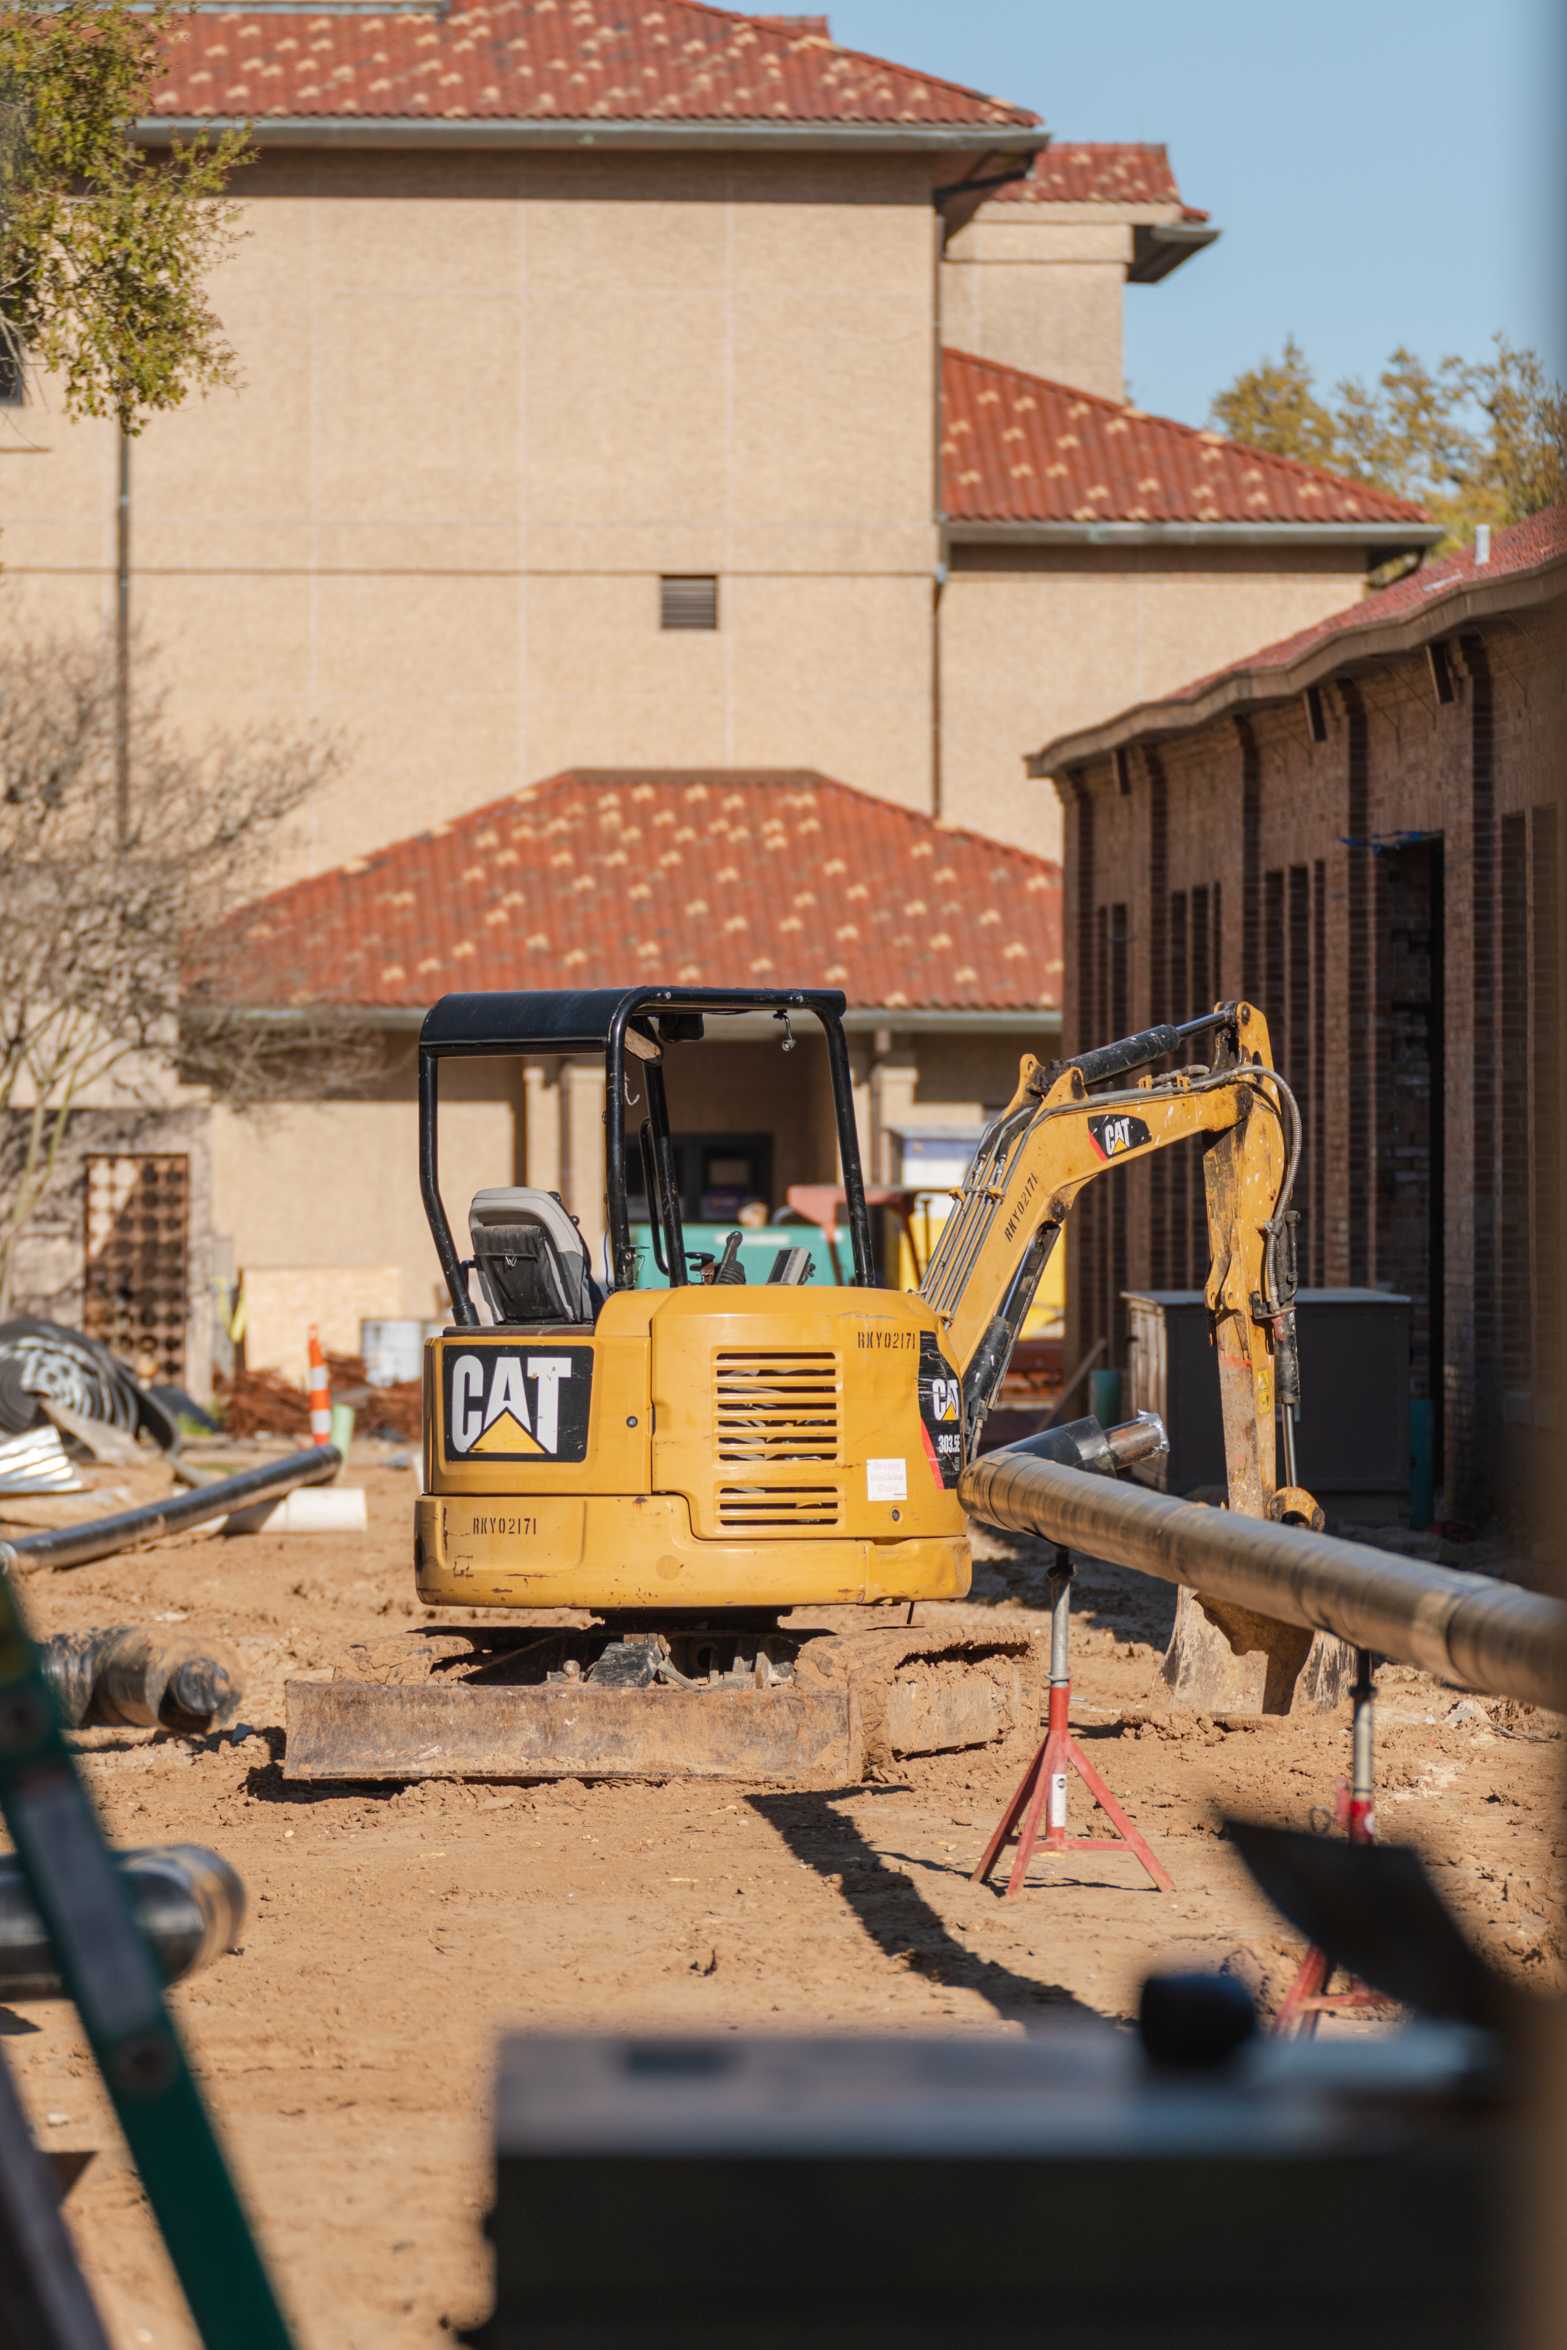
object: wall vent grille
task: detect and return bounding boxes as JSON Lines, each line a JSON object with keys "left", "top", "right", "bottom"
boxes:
{"left": 660, "top": 574, "right": 719, "bottom": 630}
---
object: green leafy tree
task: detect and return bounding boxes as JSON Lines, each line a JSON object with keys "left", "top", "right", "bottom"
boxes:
{"left": 0, "top": 1, "right": 248, "bottom": 431}
{"left": 1209, "top": 333, "right": 1567, "bottom": 549}
{"left": 1205, "top": 334, "right": 1342, "bottom": 474}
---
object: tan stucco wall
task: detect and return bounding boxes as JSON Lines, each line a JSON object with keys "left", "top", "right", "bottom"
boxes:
{"left": 1, "top": 148, "right": 940, "bottom": 875}
{"left": 941, "top": 216, "right": 1132, "bottom": 399}
{"left": 210, "top": 1041, "right": 520, "bottom": 1366}
{"left": 940, "top": 544, "right": 1376, "bottom": 859}
{"left": 210, "top": 1025, "right": 1042, "bottom": 1363}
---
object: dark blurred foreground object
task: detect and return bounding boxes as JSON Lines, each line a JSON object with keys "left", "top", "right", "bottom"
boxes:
{"left": 38, "top": 1627, "right": 240, "bottom": 1735}
{"left": 0, "top": 1844, "right": 245, "bottom": 2003}
{"left": 0, "top": 1551, "right": 295, "bottom": 2345}
{"left": 0, "top": 2046, "right": 113, "bottom": 2350}
{"left": 0, "top": 1318, "right": 179, "bottom": 1455}
{"left": 473, "top": 2000, "right": 1511, "bottom": 2349}
{"left": 1224, "top": 1818, "right": 1516, "bottom": 2037}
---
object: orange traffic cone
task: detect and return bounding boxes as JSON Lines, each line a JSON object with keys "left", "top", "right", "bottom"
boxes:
{"left": 306, "top": 1325, "right": 332, "bottom": 1447}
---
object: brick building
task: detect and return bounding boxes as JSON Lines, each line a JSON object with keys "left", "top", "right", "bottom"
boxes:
{"left": 1029, "top": 507, "right": 1567, "bottom": 1524}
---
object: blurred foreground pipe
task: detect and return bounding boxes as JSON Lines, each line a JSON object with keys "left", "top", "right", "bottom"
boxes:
{"left": 0, "top": 1845, "right": 245, "bottom": 2002}
{"left": 0, "top": 1446, "right": 341, "bottom": 1574}
{"left": 959, "top": 1450, "right": 1567, "bottom": 1713}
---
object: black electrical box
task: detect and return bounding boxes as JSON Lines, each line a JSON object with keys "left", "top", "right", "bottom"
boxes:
{"left": 1124, "top": 1288, "right": 1411, "bottom": 1517}
{"left": 475, "top": 2026, "right": 1501, "bottom": 2347}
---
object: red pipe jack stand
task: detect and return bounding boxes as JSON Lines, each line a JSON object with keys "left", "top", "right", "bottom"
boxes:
{"left": 1274, "top": 1647, "right": 1398, "bottom": 2036}
{"left": 973, "top": 1547, "right": 1173, "bottom": 1900}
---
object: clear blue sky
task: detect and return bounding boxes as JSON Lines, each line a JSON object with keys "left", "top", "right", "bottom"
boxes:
{"left": 829, "top": 1, "right": 1566, "bottom": 426}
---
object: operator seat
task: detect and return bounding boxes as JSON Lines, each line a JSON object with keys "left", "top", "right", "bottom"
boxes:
{"left": 468, "top": 1188, "right": 604, "bottom": 1328}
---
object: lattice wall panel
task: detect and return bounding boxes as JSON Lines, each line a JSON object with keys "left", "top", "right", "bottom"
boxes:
{"left": 83, "top": 1154, "right": 190, "bottom": 1383}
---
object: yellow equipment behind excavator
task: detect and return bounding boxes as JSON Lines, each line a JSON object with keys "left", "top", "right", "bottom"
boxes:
{"left": 286, "top": 986, "right": 1318, "bottom": 1785}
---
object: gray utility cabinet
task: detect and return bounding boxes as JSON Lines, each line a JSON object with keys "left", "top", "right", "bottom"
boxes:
{"left": 1125, "top": 1289, "right": 1411, "bottom": 1517}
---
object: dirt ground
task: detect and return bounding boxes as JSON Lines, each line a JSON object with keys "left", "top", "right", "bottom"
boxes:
{"left": 4, "top": 1448, "right": 1562, "bottom": 2348}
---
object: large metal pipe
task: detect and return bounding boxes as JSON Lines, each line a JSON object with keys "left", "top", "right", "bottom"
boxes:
{"left": 0, "top": 1845, "right": 245, "bottom": 2002}
{"left": 959, "top": 1450, "right": 1567, "bottom": 1713}
{"left": 0, "top": 1446, "right": 342, "bottom": 1575}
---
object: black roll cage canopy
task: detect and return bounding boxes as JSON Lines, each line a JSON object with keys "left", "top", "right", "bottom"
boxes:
{"left": 419, "top": 986, "right": 876, "bottom": 1325}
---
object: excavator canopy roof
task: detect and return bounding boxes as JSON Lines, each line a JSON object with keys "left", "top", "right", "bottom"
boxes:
{"left": 420, "top": 986, "right": 850, "bottom": 1057}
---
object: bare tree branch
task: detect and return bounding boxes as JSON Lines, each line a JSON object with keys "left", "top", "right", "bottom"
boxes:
{"left": 0, "top": 625, "right": 376, "bottom": 1308}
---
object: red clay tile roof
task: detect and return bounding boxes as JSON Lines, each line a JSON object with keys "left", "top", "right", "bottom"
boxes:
{"left": 217, "top": 770, "right": 1062, "bottom": 1012}
{"left": 1145, "top": 505, "right": 1567, "bottom": 703}
{"left": 1031, "top": 505, "right": 1567, "bottom": 767}
{"left": 941, "top": 349, "right": 1431, "bottom": 531}
{"left": 991, "top": 141, "right": 1207, "bottom": 221}
{"left": 150, "top": 2, "right": 1038, "bottom": 128}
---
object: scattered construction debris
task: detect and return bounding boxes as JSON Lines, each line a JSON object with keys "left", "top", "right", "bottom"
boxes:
{"left": 38, "top": 1627, "right": 240, "bottom": 1735}
{"left": 216, "top": 1357, "right": 420, "bottom": 1442}
{"left": 0, "top": 1318, "right": 179, "bottom": 1455}
{"left": 0, "top": 1424, "right": 83, "bottom": 1496}
{"left": 0, "top": 1844, "right": 246, "bottom": 2003}
{"left": 225, "top": 1483, "right": 369, "bottom": 1537}
{"left": 0, "top": 1445, "right": 342, "bottom": 1574}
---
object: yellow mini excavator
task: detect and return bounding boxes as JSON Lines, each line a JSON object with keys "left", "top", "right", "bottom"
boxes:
{"left": 286, "top": 986, "right": 1319, "bottom": 1785}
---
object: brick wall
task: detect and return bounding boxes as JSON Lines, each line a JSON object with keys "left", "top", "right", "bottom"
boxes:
{"left": 1057, "top": 592, "right": 1565, "bottom": 1526}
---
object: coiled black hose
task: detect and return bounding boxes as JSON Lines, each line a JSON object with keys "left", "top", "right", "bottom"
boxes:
{"left": 38, "top": 1628, "right": 240, "bottom": 1734}
{"left": 0, "top": 1318, "right": 179, "bottom": 1453}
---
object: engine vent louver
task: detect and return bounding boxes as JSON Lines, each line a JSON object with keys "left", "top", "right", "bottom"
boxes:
{"left": 714, "top": 1351, "right": 840, "bottom": 1529}
{"left": 717, "top": 1485, "right": 839, "bottom": 1528}
{"left": 714, "top": 1351, "right": 838, "bottom": 1463}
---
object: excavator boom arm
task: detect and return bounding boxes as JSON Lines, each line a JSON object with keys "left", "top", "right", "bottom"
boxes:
{"left": 920, "top": 1003, "right": 1312, "bottom": 1523}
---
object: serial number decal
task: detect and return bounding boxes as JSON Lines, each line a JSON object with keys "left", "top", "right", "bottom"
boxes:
{"left": 1087, "top": 1111, "right": 1152, "bottom": 1162}
{"left": 855, "top": 1325, "right": 917, "bottom": 1352}
{"left": 1001, "top": 1169, "right": 1040, "bottom": 1246}
{"left": 467, "top": 1515, "right": 540, "bottom": 1537}
{"left": 442, "top": 1344, "right": 593, "bottom": 1463}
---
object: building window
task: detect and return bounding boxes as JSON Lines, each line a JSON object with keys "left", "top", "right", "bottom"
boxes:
{"left": 1427, "top": 640, "right": 1457, "bottom": 706}
{"left": 0, "top": 329, "right": 23, "bottom": 406}
{"left": 660, "top": 575, "right": 718, "bottom": 631}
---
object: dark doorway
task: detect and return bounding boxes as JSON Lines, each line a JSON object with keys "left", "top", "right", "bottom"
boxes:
{"left": 1374, "top": 839, "right": 1445, "bottom": 1476}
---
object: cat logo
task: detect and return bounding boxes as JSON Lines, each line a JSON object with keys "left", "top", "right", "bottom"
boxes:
{"left": 917, "top": 1334, "right": 964, "bottom": 1490}
{"left": 443, "top": 1345, "right": 593, "bottom": 1463}
{"left": 1087, "top": 1110, "right": 1152, "bottom": 1162}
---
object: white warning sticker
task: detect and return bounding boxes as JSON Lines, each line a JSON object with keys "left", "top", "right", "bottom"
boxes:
{"left": 866, "top": 1457, "right": 908, "bottom": 1503}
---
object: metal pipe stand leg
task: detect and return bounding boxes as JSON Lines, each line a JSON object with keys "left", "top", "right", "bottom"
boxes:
{"left": 1275, "top": 1648, "right": 1396, "bottom": 2035}
{"left": 972, "top": 1548, "right": 1173, "bottom": 1900}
